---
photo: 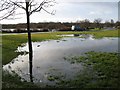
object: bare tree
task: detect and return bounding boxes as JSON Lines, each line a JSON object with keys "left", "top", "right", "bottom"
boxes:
{"left": 104, "top": 19, "right": 115, "bottom": 28}
{"left": 0, "top": 0, "right": 56, "bottom": 82}
{"left": 94, "top": 18, "right": 102, "bottom": 29}
{"left": 104, "top": 20, "right": 111, "bottom": 27}
{"left": 83, "top": 19, "right": 90, "bottom": 29}
{"left": 110, "top": 19, "right": 114, "bottom": 27}
{"left": 76, "top": 19, "right": 90, "bottom": 29}
{"left": 0, "top": 0, "right": 56, "bottom": 20}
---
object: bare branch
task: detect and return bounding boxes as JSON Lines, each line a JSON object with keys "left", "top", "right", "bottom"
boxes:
{"left": 0, "top": 0, "right": 56, "bottom": 20}
{"left": 29, "top": 0, "right": 56, "bottom": 15}
{"left": 9, "top": 0, "right": 26, "bottom": 10}
{"left": 29, "top": 0, "right": 45, "bottom": 15}
{"left": 42, "top": 7, "right": 55, "bottom": 15}
{"left": 0, "top": 4, "right": 17, "bottom": 20}
{"left": 0, "top": 0, "right": 17, "bottom": 20}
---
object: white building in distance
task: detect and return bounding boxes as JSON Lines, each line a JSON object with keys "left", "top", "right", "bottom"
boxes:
{"left": 71, "top": 25, "right": 75, "bottom": 30}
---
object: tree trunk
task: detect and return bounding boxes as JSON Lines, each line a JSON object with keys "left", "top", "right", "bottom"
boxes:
{"left": 26, "top": 1, "right": 33, "bottom": 82}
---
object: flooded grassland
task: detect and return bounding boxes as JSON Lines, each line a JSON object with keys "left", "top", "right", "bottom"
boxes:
{"left": 2, "top": 30, "right": 120, "bottom": 88}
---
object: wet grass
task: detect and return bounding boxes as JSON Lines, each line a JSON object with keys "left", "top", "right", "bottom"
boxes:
{"left": 2, "top": 35, "right": 27, "bottom": 65}
{"left": 63, "top": 51, "right": 119, "bottom": 88}
{"left": 88, "top": 30, "right": 119, "bottom": 38}
{"left": 2, "top": 70, "right": 40, "bottom": 88}
{"left": 47, "top": 75, "right": 61, "bottom": 81}
{"left": 2, "top": 29, "right": 119, "bottom": 88}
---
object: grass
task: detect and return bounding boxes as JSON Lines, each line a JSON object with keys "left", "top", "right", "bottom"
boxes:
{"left": 55, "top": 29, "right": 119, "bottom": 38}
{"left": 63, "top": 51, "right": 119, "bottom": 88}
{"left": 88, "top": 30, "right": 119, "bottom": 38}
{"left": 2, "top": 70, "right": 40, "bottom": 88}
{"left": 1, "top": 29, "right": 119, "bottom": 88}
{"left": 90, "top": 28, "right": 101, "bottom": 31}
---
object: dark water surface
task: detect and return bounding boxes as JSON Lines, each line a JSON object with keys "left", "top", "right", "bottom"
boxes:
{"left": 3, "top": 35, "right": 118, "bottom": 86}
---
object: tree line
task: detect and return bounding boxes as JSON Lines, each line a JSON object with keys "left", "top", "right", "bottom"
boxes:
{"left": 2, "top": 18, "right": 120, "bottom": 33}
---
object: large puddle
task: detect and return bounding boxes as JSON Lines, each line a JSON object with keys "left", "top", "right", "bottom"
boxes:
{"left": 3, "top": 35, "right": 118, "bottom": 86}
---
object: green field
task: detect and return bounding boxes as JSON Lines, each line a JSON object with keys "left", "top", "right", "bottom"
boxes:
{"left": 1, "top": 29, "right": 120, "bottom": 88}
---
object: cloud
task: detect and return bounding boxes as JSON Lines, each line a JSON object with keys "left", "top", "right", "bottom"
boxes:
{"left": 89, "top": 11, "right": 101, "bottom": 15}
{"left": 57, "top": 0, "right": 119, "bottom": 3}
{"left": 0, "top": 1, "right": 118, "bottom": 24}
{"left": 89, "top": 10, "right": 112, "bottom": 15}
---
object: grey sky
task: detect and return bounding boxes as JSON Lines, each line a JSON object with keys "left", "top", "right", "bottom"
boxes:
{"left": 0, "top": 0, "right": 119, "bottom": 24}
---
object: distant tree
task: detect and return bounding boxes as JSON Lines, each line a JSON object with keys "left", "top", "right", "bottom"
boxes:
{"left": 76, "top": 19, "right": 90, "bottom": 29}
{"left": 94, "top": 18, "right": 102, "bottom": 24}
{"left": 83, "top": 19, "right": 90, "bottom": 29}
{"left": 104, "top": 19, "right": 115, "bottom": 28}
{"left": 111, "top": 19, "right": 114, "bottom": 24}
{"left": 94, "top": 18, "right": 102, "bottom": 29}
{"left": 16, "top": 24, "right": 22, "bottom": 31}
{"left": 110, "top": 19, "right": 114, "bottom": 27}
{"left": 115, "top": 21, "right": 120, "bottom": 29}
{"left": 104, "top": 20, "right": 111, "bottom": 27}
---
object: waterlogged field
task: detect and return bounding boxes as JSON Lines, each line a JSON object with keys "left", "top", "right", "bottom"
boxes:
{"left": 62, "top": 52, "right": 119, "bottom": 88}
{"left": 2, "top": 30, "right": 120, "bottom": 88}
{"left": 2, "top": 30, "right": 119, "bottom": 65}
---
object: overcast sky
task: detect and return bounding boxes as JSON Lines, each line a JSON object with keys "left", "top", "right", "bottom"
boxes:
{"left": 0, "top": 0, "right": 119, "bottom": 24}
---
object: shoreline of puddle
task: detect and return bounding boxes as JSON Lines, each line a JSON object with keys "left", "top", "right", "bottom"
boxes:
{"left": 3, "top": 34, "right": 118, "bottom": 86}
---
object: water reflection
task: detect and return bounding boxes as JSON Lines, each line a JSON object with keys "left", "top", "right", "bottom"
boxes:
{"left": 3, "top": 36, "right": 118, "bottom": 86}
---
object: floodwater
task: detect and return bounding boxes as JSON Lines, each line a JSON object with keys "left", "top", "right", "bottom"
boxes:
{"left": 3, "top": 35, "right": 118, "bottom": 86}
